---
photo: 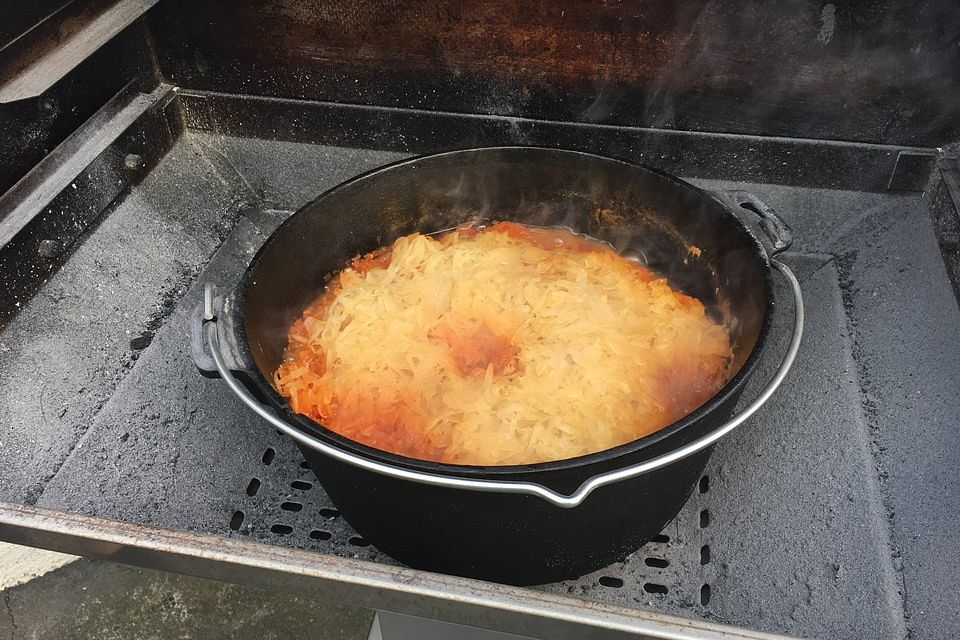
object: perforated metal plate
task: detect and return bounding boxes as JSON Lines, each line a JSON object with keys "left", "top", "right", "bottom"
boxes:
{"left": 225, "top": 428, "right": 713, "bottom": 617}
{"left": 225, "top": 431, "right": 393, "bottom": 566}
{"left": 545, "top": 476, "right": 713, "bottom": 614}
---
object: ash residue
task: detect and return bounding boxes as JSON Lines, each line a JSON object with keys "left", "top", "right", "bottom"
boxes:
{"left": 828, "top": 198, "right": 960, "bottom": 639}
{"left": 129, "top": 266, "right": 201, "bottom": 354}
{"left": 724, "top": 178, "right": 960, "bottom": 640}
{"left": 0, "top": 136, "right": 250, "bottom": 504}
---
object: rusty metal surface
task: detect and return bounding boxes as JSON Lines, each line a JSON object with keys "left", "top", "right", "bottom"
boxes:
{"left": 0, "top": 501, "right": 798, "bottom": 640}
{"left": 149, "top": 0, "right": 960, "bottom": 146}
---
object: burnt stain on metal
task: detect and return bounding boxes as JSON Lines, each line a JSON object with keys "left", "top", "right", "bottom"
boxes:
{"left": 129, "top": 331, "right": 154, "bottom": 351}
{"left": 148, "top": 0, "right": 960, "bottom": 146}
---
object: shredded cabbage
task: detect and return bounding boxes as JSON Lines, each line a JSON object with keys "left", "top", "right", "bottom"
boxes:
{"left": 275, "top": 223, "right": 731, "bottom": 465}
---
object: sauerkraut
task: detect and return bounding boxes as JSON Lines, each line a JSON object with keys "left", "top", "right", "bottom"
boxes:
{"left": 274, "top": 222, "right": 732, "bottom": 465}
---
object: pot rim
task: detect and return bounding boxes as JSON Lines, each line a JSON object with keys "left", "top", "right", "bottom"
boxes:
{"left": 236, "top": 145, "right": 775, "bottom": 479}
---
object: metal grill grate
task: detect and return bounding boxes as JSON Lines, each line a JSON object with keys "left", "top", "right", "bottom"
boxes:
{"left": 226, "top": 431, "right": 393, "bottom": 566}
{"left": 544, "top": 474, "right": 713, "bottom": 614}
{"left": 226, "top": 428, "right": 713, "bottom": 615}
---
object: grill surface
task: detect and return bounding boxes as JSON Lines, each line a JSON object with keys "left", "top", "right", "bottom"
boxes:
{"left": 1, "top": 130, "right": 958, "bottom": 639}
{"left": 230, "top": 429, "right": 712, "bottom": 616}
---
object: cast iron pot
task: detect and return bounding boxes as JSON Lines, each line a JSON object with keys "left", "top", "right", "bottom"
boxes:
{"left": 192, "top": 147, "right": 803, "bottom": 586}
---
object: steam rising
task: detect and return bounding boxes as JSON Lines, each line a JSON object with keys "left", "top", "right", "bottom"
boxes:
{"left": 244, "top": 149, "right": 768, "bottom": 388}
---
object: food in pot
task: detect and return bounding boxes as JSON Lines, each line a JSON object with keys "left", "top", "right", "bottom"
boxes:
{"left": 274, "top": 222, "right": 732, "bottom": 465}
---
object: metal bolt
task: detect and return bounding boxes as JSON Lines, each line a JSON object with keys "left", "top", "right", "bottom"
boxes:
{"left": 37, "top": 239, "right": 61, "bottom": 258}
{"left": 124, "top": 153, "right": 143, "bottom": 169}
{"left": 194, "top": 50, "right": 208, "bottom": 74}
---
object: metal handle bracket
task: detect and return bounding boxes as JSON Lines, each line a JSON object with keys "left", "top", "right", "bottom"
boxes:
{"left": 718, "top": 189, "right": 794, "bottom": 256}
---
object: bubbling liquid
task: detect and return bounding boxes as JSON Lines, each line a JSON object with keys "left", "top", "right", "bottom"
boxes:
{"left": 274, "top": 222, "right": 732, "bottom": 465}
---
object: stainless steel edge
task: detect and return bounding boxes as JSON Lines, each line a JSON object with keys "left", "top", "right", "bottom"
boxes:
{"left": 204, "top": 259, "right": 803, "bottom": 507}
{"left": 0, "top": 501, "right": 798, "bottom": 640}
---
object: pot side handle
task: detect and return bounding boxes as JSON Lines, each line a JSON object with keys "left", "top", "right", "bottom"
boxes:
{"left": 190, "top": 284, "right": 249, "bottom": 379}
{"left": 714, "top": 189, "right": 793, "bottom": 257}
{"left": 204, "top": 262, "right": 803, "bottom": 508}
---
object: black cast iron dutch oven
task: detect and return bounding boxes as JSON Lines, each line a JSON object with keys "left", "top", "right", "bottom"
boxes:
{"left": 192, "top": 147, "right": 803, "bottom": 586}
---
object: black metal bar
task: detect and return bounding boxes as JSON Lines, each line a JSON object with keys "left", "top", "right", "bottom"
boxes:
{"left": 939, "top": 158, "right": 960, "bottom": 210}
{"left": 0, "top": 20, "right": 156, "bottom": 196}
{"left": 0, "top": 82, "right": 181, "bottom": 326}
{"left": 932, "top": 157, "right": 960, "bottom": 304}
{"left": 0, "top": 501, "right": 795, "bottom": 640}
{"left": 178, "top": 90, "right": 939, "bottom": 194}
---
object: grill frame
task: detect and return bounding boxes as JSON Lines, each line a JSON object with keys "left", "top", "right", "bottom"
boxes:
{"left": 0, "top": 80, "right": 957, "bottom": 639}
{"left": 0, "top": 500, "right": 795, "bottom": 640}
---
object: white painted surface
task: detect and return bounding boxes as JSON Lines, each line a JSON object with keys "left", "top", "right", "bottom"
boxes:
{"left": 0, "top": 541, "right": 75, "bottom": 590}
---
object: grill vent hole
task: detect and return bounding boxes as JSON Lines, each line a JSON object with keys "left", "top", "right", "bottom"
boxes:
{"left": 598, "top": 576, "right": 623, "bottom": 588}
{"left": 261, "top": 448, "right": 276, "bottom": 465}
{"left": 699, "top": 509, "right": 710, "bottom": 528}
{"left": 651, "top": 534, "right": 670, "bottom": 543}
{"left": 299, "top": 460, "right": 311, "bottom": 469}
{"left": 245, "top": 478, "right": 261, "bottom": 497}
{"left": 291, "top": 480, "right": 313, "bottom": 490}
{"left": 644, "top": 557, "right": 669, "bottom": 569}
{"left": 229, "top": 510, "right": 244, "bottom": 530}
{"left": 309, "top": 530, "right": 332, "bottom": 541}
{"left": 349, "top": 536, "right": 369, "bottom": 547}
{"left": 701, "top": 584, "right": 712, "bottom": 606}
{"left": 699, "top": 475, "right": 710, "bottom": 494}
{"left": 643, "top": 583, "right": 668, "bottom": 595}
{"left": 280, "top": 501, "right": 303, "bottom": 512}
{"left": 701, "top": 545, "right": 711, "bottom": 565}
{"left": 320, "top": 507, "right": 339, "bottom": 519}
{"left": 270, "top": 524, "right": 293, "bottom": 535}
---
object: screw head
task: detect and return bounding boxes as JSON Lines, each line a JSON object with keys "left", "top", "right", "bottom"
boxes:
{"left": 37, "top": 239, "right": 61, "bottom": 258}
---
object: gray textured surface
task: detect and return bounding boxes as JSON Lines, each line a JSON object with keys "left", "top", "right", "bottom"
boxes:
{"left": 0, "top": 558, "right": 373, "bottom": 640}
{"left": 2, "top": 133, "right": 958, "bottom": 640}
{"left": 704, "top": 257, "right": 905, "bottom": 639}
{"left": 830, "top": 197, "right": 960, "bottom": 640}
{"left": 34, "top": 209, "right": 288, "bottom": 529}
{"left": 26, "top": 139, "right": 406, "bottom": 529}
{"left": 0, "top": 136, "right": 251, "bottom": 505}
{"left": 193, "top": 134, "right": 407, "bottom": 211}
{"left": 699, "top": 180, "right": 960, "bottom": 640}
